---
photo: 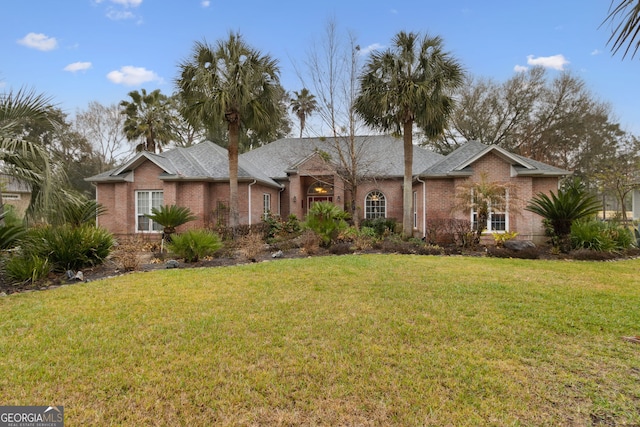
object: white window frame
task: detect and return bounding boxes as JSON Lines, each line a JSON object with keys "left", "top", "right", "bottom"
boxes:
{"left": 413, "top": 191, "right": 418, "bottom": 229}
{"left": 470, "top": 189, "right": 509, "bottom": 233}
{"left": 364, "top": 190, "right": 386, "bottom": 219}
{"left": 263, "top": 193, "right": 271, "bottom": 219}
{"left": 136, "top": 190, "right": 164, "bottom": 233}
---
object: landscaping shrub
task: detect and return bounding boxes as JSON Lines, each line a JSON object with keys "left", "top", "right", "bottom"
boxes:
{"left": 338, "top": 226, "right": 377, "bottom": 251}
{"left": 0, "top": 224, "right": 26, "bottom": 250}
{"left": 238, "top": 232, "right": 265, "bottom": 262}
{"left": 167, "top": 229, "right": 222, "bottom": 262}
{"left": 300, "top": 229, "right": 321, "bottom": 255}
{"left": 5, "top": 254, "right": 51, "bottom": 284}
{"left": 360, "top": 217, "right": 397, "bottom": 237}
{"left": 571, "top": 220, "right": 633, "bottom": 252}
{"left": 23, "top": 224, "right": 114, "bottom": 272}
{"left": 526, "top": 178, "right": 601, "bottom": 252}
{"left": 492, "top": 231, "right": 518, "bottom": 247}
{"left": 262, "top": 213, "right": 301, "bottom": 242}
{"left": 425, "top": 218, "right": 472, "bottom": 247}
{"left": 305, "top": 202, "right": 349, "bottom": 247}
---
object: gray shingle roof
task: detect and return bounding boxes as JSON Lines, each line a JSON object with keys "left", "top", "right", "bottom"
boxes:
{"left": 85, "top": 141, "right": 281, "bottom": 187}
{"left": 0, "top": 174, "right": 30, "bottom": 193}
{"left": 240, "top": 135, "right": 445, "bottom": 178}
{"left": 419, "top": 140, "right": 570, "bottom": 177}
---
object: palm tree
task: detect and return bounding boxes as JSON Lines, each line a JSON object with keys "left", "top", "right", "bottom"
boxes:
{"left": 120, "top": 88, "right": 175, "bottom": 153}
{"left": 176, "top": 32, "right": 284, "bottom": 227}
{"left": 290, "top": 88, "right": 317, "bottom": 138}
{"left": 603, "top": 0, "right": 640, "bottom": 59}
{"left": 525, "top": 178, "right": 601, "bottom": 252}
{"left": 354, "top": 31, "right": 465, "bottom": 237}
{"left": 0, "top": 88, "right": 61, "bottom": 225}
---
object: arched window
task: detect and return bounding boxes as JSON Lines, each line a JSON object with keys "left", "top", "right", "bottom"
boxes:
{"left": 365, "top": 191, "right": 386, "bottom": 219}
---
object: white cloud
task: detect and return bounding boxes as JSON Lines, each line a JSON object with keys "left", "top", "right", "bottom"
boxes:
{"left": 201, "top": 0, "right": 210, "bottom": 7}
{"left": 390, "top": 8, "right": 398, "bottom": 14}
{"left": 359, "top": 43, "right": 384, "bottom": 55}
{"left": 64, "top": 62, "right": 93, "bottom": 72}
{"left": 17, "top": 33, "right": 58, "bottom": 51}
{"left": 107, "top": 9, "right": 135, "bottom": 20}
{"left": 513, "top": 64, "right": 528, "bottom": 73}
{"left": 110, "top": 0, "right": 142, "bottom": 6}
{"left": 526, "top": 54, "right": 569, "bottom": 70}
{"left": 107, "top": 66, "right": 161, "bottom": 85}
{"left": 591, "top": 49, "right": 602, "bottom": 56}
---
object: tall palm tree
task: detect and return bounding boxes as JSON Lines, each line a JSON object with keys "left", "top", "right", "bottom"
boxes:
{"left": 603, "top": 0, "right": 640, "bottom": 59}
{"left": 0, "top": 88, "right": 61, "bottom": 225}
{"left": 354, "top": 31, "right": 465, "bottom": 237}
{"left": 120, "top": 88, "right": 175, "bottom": 153}
{"left": 290, "top": 88, "right": 317, "bottom": 138}
{"left": 176, "top": 32, "right": 284, "bottom": 227}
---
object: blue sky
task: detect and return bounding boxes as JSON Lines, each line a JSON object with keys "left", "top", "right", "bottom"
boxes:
{"left": 2, "top": 0, "right": 639, "bottom": 134}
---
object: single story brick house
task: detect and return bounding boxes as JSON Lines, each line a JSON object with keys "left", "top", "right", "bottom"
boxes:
{"left": 86, "top": 135, "right": 569, "bottom": 243}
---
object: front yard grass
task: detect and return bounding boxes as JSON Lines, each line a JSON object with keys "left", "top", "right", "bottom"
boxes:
{"left": 1, "top": 254, "right": 639, "bottom": 425}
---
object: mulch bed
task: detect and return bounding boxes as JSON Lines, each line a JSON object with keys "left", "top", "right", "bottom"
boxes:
{"left": 2, "top": 245, "right": 639, "bottom": 296}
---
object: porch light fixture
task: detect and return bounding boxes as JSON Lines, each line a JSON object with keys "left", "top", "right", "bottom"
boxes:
{"left": 314, "top": 186, "right": 328, "bottom": 194}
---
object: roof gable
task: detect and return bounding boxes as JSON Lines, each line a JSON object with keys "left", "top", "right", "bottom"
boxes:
{"left": 420, "top": 140, "right": 570, "bottom": 177}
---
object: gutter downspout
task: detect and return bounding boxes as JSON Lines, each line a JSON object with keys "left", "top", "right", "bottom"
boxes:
{"left": 247, "top": 180, "right": 257, "bottom": 225}
{"left": 416, "top": 175, "right": 427, "bottom": 239}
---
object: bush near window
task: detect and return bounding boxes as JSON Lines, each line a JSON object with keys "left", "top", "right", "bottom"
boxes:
{"left": 167, "top": 229, "right": 222, "bottom": 262}
{"left": 360, "top": 217, "right": 397, "bottom": 237}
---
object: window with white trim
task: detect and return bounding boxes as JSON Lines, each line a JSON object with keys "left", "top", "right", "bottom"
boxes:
{"left": 471, "top": 189, "right": 508, "bottom": 232}
{"left": 136, "top": 190, "right": 163, "bottom": 232}
{"left": 263, "top": 193, "right": 271, "bottom": 219}
{"left": 365, "top": 191, "right": 386, "bottom": 219}
{"left": 413, "top": 191, "right": 418, "bottom": 229}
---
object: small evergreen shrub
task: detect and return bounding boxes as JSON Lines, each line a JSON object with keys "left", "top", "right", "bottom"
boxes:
{"left": 167, "top": 229, "right": 222, "bottom": 263}
{"left": 0, "top": 224, "right": 26, "bottom": 250}
{"left": 24, "top": 225, "right": 114, "bottom": 272}
{"left": 338, "top": 226, "right": 377, "bottom": 251}
{"left": 571, "top": 220, "right": 633, "bottom": 252}
{"left": 305, "top": 202, "right": 349, "bottom": 247}
{"left": 361, "top": 217, "right": 397, "bottom": 237}
{"left": 5, "top": 255, "right": 51, "bottom": 284}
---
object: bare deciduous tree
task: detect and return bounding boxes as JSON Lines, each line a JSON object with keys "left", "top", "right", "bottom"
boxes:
{"left": 74, "top": 101, "right": 128, "bottom": 170}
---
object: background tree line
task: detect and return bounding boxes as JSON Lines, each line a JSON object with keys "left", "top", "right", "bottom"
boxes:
{"left": 2, "top": 1, "right": 640, "bottom": 228}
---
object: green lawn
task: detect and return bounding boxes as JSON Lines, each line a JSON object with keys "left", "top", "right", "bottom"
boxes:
{"left": 1, "top": 255, "right": 639, "bottom": 426}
